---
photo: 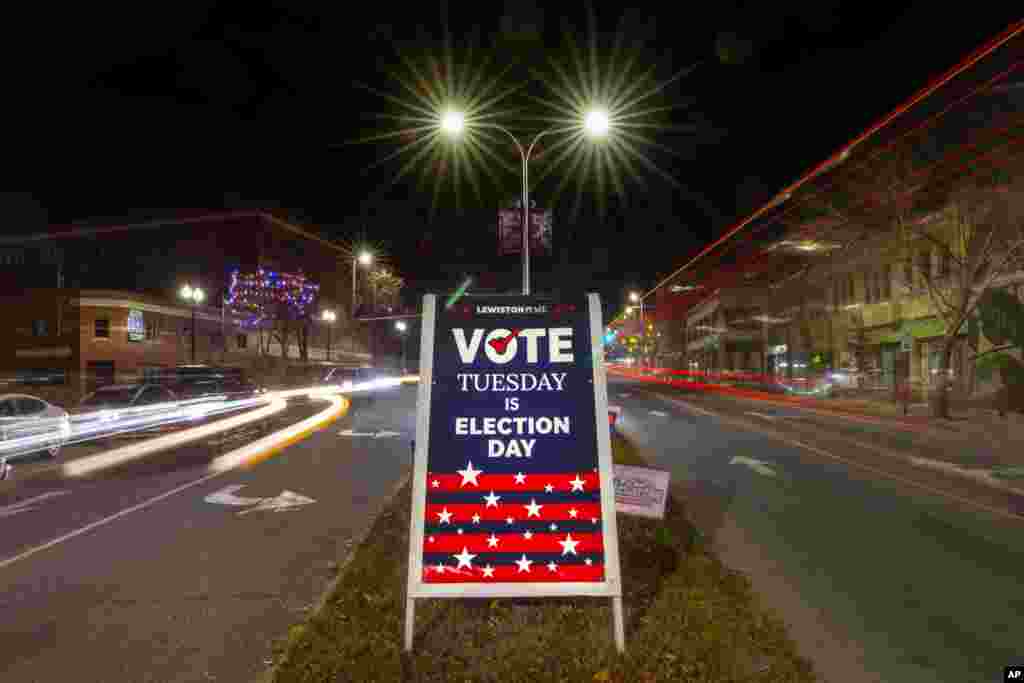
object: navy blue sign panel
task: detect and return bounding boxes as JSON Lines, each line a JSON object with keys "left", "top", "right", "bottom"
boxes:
{"left": 420, "top": 297, "right": 606, "bottom": 584}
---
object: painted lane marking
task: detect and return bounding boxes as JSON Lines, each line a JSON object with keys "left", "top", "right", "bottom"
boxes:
{"left": 338, "top": 429, "right": 402, "bottom": 438}
{"left": 649, "top": 410, "right": 669, "bottom": 417}
{"left": 729, "top": 456, "right": 777, "bottom": 477}
{"left": 746, "top": 411, "right": 777, "bottom": 421}
{"left": 0, "top": 490, "right": 71, "bottom": 518}
{"left": 0, "top": 393, "right": 347, "bottom": 571}
{"left": 236, "top": 490, "right": 316, "bottom": 515}
{"left": 205, "top": 485, "right": 316, "bottom": 515}
{"left": 204, "top": 484, "right": 266, "bottom": 506}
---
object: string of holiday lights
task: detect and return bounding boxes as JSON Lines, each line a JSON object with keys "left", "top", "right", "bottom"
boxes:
{"left": 226, "top": 268, "right": 320, "bottom": 328}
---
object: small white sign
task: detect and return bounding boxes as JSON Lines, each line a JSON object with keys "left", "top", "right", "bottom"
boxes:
{"left": 613, "top": 464, "right": 669, "bottom": 519}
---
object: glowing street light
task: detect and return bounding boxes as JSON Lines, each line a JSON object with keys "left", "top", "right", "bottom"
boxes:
{"left": 439, "top": 107, "right": 613, "bottom": 295}
{"left": 322, "top": 309, "right": 337, "bottom": 362}
{"left": 583, "top": 109, "right": 611, "bottom": 137}
{"left": 440, "top": 110, "right": 465, "bottom": 136}
{"left": 179, "top": 284, "right": 205, "bottom": 363}
{"left": 352, "top": 250, "right": 373, "bottom": 316}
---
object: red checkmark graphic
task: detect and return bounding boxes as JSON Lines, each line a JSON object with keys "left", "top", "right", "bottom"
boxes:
{"left": 488, "top": 328, "right": 522, "bottom": 355}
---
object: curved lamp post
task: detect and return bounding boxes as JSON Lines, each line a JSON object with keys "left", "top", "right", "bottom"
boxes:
{"left": 440, "top": 108, "right": 611, "bottom": 295}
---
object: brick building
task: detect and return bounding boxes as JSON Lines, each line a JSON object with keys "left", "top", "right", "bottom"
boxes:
{"left": 0, "top": 211, "right": 373, "bottom": 402}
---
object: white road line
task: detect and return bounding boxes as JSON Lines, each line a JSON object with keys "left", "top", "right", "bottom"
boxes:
{"left": 0, "top": 471, "right": 223, "bottom": 570}
{"left": 746, "top": 411, "right": 777, "bottom": 421}
{"left": 0, "top": 490, "right": 71, "bottom": 518}
{"left": 1, "top": 392, "right": 346, "bottom": 571}
{"left": 649, "top": 410, "right": 668, "bottom": 417}
{"left": 656, "top": 393, "right": 1024, "bottom": 524}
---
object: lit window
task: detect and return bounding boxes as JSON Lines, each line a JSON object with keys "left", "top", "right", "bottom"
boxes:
{"left": 95, "top": 319, "right": 110, "bottom": 338}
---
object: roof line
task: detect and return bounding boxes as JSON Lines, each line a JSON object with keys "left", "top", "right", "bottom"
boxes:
{"left": 0, "top": 210, "right": 354, "bottom": 259}
{"left": 0, "top": 211, "right": 263, "bottom": 245}
{"left": 642, "top": 18, "right": 1024, "bottom": 303}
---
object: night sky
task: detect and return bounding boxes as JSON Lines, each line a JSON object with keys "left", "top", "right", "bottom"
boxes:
{"left": 14, "top": 2, "right": 1022, "bottom": 304}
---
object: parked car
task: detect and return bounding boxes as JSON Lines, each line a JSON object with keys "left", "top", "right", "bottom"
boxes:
{"left": 79, "top": 384, "right": 179, "bottom": 418}
{"left": 164, "top": 365, "right": 264, "bottom": 401}
{"left": 0, "top": 393, "right": 72, "bottom": 459}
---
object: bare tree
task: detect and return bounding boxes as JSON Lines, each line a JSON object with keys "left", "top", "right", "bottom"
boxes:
{"left": 901, "top": 176, "right": 1024, "bottom": 417}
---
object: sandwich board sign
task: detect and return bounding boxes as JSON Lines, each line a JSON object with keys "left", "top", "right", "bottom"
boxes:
{"left": 405, "top": 294, "right": 624, "bottom": 652}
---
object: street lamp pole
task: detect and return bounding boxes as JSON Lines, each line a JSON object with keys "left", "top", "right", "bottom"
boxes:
{"left": 396, "top": 320, "right": 408, "bottom": 373}
{"left": 472, "top": 123, "right": 552, "bottom": 296}
{"left": 180, "top": 284, "right": 205, "bottom": 364}
{"left": 351, "top": 251, "right": 372, "bottom": 353}
{"left": 322, "top": 310, "right": 336, "bottom": 362}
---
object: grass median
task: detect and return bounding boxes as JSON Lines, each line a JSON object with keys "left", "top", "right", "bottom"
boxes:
{"left": 269, "top": 434, "right": 817, "bottom": 683}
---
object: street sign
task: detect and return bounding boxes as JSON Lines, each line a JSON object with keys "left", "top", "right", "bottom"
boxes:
{"left": 405, "top": 294, "right": 624, "bottom": 652}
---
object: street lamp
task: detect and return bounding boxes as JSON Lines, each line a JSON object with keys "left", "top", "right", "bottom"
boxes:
{"left": 352, "top": 250, "right": 373, "bottom": 316}
{"left": 395, "top": 320, "right": 409, "bottom": 373}
{"left": 179, "top": 284, "right": 205, "bottom": 363}
{"left": 629, "top": 291, "right": 646, "bottom": 365}
{"left": 440, "top": 107, "right": 612, "bottom": 295}
{"left": 321, "top": 310, "right": 336, "bottom": 362}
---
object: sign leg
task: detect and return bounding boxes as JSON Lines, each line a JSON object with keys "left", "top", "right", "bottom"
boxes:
{"left": 404, "top": 597, "right": 416, "bottom": 652}
{"left": 611, "top": 596, "right": 625, "bottom": 653}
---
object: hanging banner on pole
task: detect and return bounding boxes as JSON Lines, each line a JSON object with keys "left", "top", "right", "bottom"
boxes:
{"left": 497, "top": 209, "right": 521, "bottom": 256}
{"left": 405, "top": 293, "right": 624, "bottom": 650}
{"left": 497, "top": 206, "right": 553, "bottom": 255}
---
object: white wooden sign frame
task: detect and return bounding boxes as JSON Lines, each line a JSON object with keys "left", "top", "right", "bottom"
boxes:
{"left": 403, "top": 293, "right": 624, "bottom": 652}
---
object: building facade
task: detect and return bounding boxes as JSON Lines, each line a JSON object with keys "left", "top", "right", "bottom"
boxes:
{"left": 0, "top": 289, "right": 369, "bottom": 402}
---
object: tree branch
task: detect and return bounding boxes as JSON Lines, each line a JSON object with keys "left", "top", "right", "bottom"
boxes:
{"left": 970, "top": 344, "right": 1019, "bottom": 362}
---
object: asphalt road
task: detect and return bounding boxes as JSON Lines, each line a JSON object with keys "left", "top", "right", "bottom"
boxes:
{"left": 608, "top": 377, "right": 1022, "bottom": 683}
{"left": 0, "top": 389, "right": 417, "bottom": 683}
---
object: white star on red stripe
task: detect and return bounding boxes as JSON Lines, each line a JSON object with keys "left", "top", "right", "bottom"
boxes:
{"left": 559, "top": 533, "right": 580, "bottom": 556}
{"left": 514, "top": 472, "right": 526, "bottom": 484}
{"left": 457, "top": 461, "right": 482, "bottom": 487}
{"left": 453, "top": 547, "right": 477, "bottom": 570}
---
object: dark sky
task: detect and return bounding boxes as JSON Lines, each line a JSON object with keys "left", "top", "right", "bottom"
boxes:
{"left": 18, "top": 2, "right": 1022, "bottom": 301}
